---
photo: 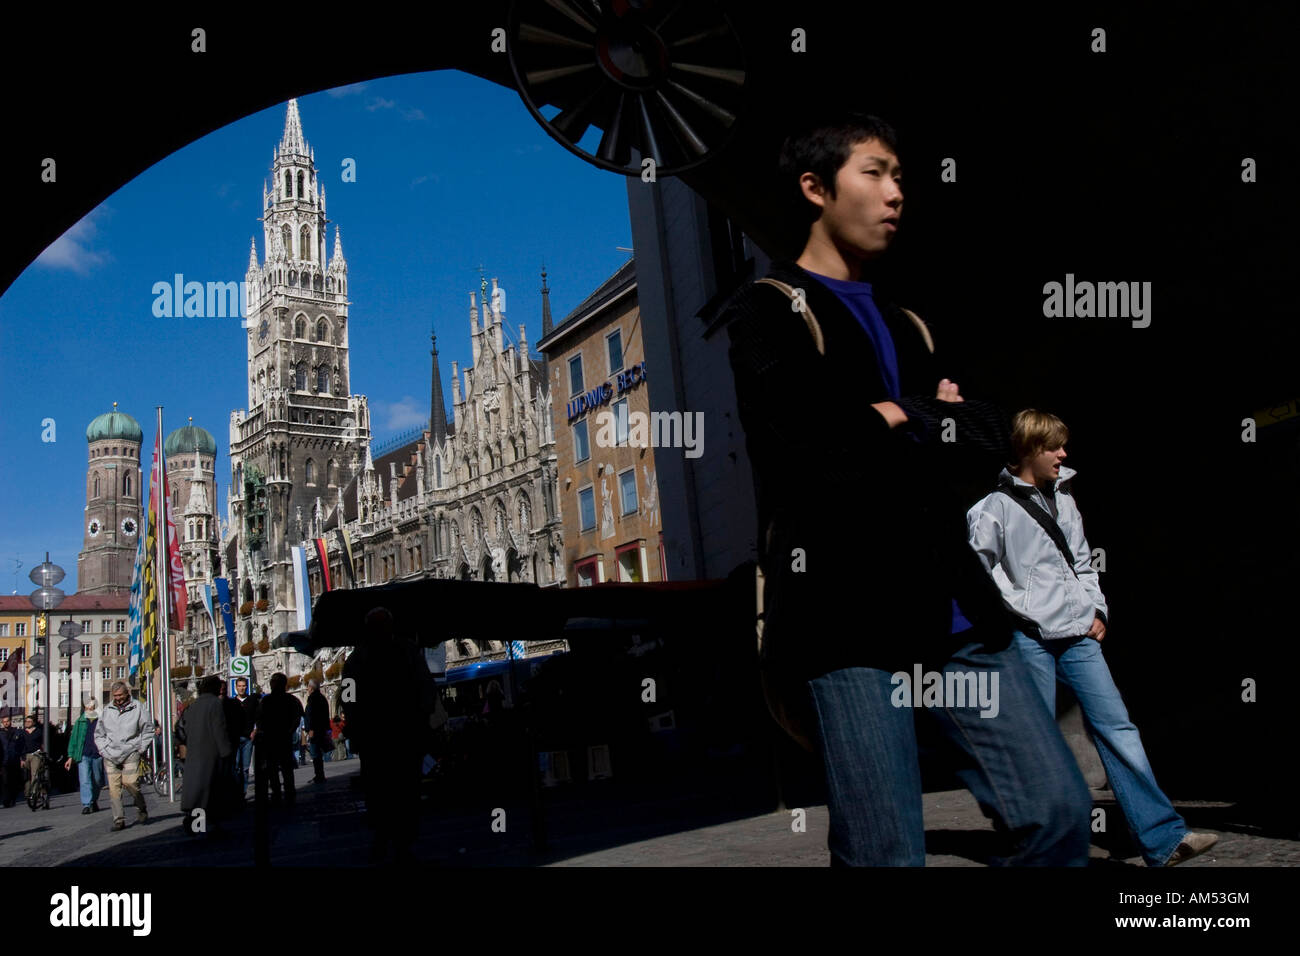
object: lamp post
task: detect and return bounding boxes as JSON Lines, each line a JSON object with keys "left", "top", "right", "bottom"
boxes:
{"left": 28, "top": 553, "right": 66, "bottom": 757}
{"left": 58, "top": 620, "right": 82, "bottom": 728}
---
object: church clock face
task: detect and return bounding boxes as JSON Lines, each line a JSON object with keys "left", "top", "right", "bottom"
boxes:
{"left": 258, "top": 318, "right": 270, "bottom": 344}
{"left": 121, "top": 517, "right": 138, "bottom": 537}
{"left": 87, "top": 518, "right": 102, "bottom": 538}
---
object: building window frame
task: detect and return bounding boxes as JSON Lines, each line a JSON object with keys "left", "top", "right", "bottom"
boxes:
{"left": 606, "top": 328, "right": 624, "bottom": 376}
{"left": 573, "top": 419, "right": 590, "bottom": 463}
{"left": 568, "top": 354, "right": 584, "bottom": 397}
{"left": 577, "top": 484, "right": 596, "bottom": 533}
{"left": 618, "top": 467, "right": 638, "bottom": 516}
{"left": 574, "top": 555, "right": 600, "bottom": 588}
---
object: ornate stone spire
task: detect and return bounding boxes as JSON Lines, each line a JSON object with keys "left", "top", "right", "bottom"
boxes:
{"left": 281, "top": 98, "right": 308, "bottom": 156}
{"left": 247, "top": 237, "right": 258, "bottom": 272}
{"left": 540, "top": 263, "right": 553, "bottom": 338}
{"left": 185, "top": 438, "right": 210, "bottom": 516}
{"left": 429, "top": 331, "right": 448, "bottom": 447}
{"left": 328, "top": 226, "right": 347, "bottom": 274}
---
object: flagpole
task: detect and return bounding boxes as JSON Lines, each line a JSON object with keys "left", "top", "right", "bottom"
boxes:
{"left": 157, "top": 407, "right": 176, "bottom": 803}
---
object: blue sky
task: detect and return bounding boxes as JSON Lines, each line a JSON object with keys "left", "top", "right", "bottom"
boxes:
{"left": 0, "top": 70, "right": 633, "bottom": 595}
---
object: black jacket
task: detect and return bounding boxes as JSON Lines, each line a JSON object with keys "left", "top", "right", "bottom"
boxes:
{"left": 304, "top": 690, "right": 331, "bottom": 737}
{"left": 233, "top": 694, "right": 259, "bottom": 738}
{"left": 725, "top": 260, "right": 1031, "bottom": 679}
{"left": 255, "top": 690, "right": 304, "bottom": 751}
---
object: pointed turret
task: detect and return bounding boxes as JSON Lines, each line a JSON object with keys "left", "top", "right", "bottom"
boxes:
{"left": 247, "top": 238, "right": 258, "bottom": 272}
{"left": 281, "top": 98, "right": 309, "bottom": 156}
{"left": 540, "top": 264, "right": 554, "bottom": 338}
{"left": 328, "top": 226, "right": 347, "bottom": 274}
{"left": 429, "top": 331, "right": 448, "bottom": 446}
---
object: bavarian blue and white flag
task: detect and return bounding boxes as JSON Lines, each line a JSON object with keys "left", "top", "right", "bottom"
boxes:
{"left": 508, "top": 641, "right": 526, "bottom": 659}
{"left": 126, "top": 529, "right": 145, "bottom": 677}
{"left": 290, "top": 545, "right": 311, "bottom": 631}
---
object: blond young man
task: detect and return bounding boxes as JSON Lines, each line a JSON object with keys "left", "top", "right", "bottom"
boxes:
{"left": 967, "top": 409, "right": 1218, "bottom": 866}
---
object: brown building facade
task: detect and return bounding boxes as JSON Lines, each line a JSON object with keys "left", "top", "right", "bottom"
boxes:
{"left": 538, "top": 259, "right": 664, "bottom": 586}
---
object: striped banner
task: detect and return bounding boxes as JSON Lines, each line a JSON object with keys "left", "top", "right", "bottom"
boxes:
{"left": 340, "top": 528, "right": 357, "bottom": 586}
{"left": 314, "top": 537, "right": 332, "bottom": 592}
{"left": 509, "top": 641, "right": 526, "bottom": 659}
{"left": 127, "top": 528, "right": 145, "bottom": 677}
{"left": 291, "top": 545, "right": 311, "bottom": 631}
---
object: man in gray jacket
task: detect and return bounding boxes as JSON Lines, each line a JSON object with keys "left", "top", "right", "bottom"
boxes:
{"left": 94, "top": 680, "right": 154, "bottom": 831}
{"left": 967, "top": 408, "right": 1218, "bottom": 866}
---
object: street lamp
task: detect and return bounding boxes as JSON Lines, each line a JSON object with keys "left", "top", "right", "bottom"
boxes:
{"left": 58, "top": 620, "right": 82, "bottom": 729}
{"left": 28, "top": 552, "right": 65, "bottom": 756}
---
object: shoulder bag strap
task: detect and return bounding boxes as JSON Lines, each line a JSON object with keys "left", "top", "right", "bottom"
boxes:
{"left": 997, "top": 487, "right": 1080, "bottom": 579}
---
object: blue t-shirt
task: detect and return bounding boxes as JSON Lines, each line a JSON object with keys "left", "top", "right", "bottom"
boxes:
{"left": 805, "top": 270, "right": 901, "bottom": 399}
{"left": 811, "top": 269, "right": 972, "bottom": 636}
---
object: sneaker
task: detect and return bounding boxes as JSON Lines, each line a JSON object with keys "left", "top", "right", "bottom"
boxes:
{"left": 112, "top": 819, "right": 125, "bottom": 832}
{"left": 1163, "top": 832, "right": 1219, "bottom": 866}
{"left": 82, "top": 806, "right": 92, "bottom": 815}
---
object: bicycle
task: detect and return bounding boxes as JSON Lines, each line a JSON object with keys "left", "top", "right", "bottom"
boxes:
{"left": 137, "top": 748, "right": 183, "bottom": 799}
{"left": 24, "top": 750, "right": 51, "bottom": 812}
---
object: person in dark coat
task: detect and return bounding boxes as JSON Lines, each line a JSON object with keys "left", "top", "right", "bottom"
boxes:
{"left": 342, "top": 607, "right": 436, "bottom": 864}
{"left": 1, "top": 715, "right": 22, "bottom": 808}
{"left": 254, "top": 672, "right": 303, "bottom": 806}
{"left": 177, "top": 676, "right": 233, "bottom": 834}
{"left": 218, "top": 681, "right": 246, "bottom": 814}
{"left": 304, "top": 679, "right": 331, "bottom": 784}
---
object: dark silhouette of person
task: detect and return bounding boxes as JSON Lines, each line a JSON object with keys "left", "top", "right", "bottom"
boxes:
{"left": 218, "top": 680, "right": 246, "bottom": 815}
{"left": 304, "top": 678, "right": 331, "bottom": 784}
{"left": 254, "top": 672, "right": 303, "bottom": 807}
{"left": 178, "top": 676, "right": 233, "bottom": 834}
{"left": 342, "top": 607, "right": 436, "bottom": 864}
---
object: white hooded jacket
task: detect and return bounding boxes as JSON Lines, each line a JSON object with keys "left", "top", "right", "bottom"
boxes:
{"left": 966, "top": 465, "right": 1108, "bottom": 640}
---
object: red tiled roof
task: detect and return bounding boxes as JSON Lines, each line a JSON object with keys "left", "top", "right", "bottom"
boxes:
{"left": 0, "top": 593, "right": 129, "bottom": 611}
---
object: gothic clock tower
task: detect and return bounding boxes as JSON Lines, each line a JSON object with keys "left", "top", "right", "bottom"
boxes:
{"left": 229, "top": 99, "right": 371, "bottom": 656}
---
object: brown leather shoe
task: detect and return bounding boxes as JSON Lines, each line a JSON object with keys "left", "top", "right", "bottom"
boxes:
{"left": 1163, "top": 832, "right": 1218, "bottom": 866}
{"left": 111, "top": 819, "right": 125, "bottom": 832}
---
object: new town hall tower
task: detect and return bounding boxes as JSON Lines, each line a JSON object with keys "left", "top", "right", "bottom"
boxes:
{"left": 227, "top": 99, "right": 372, "bottom": 653}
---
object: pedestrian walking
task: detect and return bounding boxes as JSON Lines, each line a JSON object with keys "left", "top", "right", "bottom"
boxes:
{"left": 177, "top": 676, "right": 234, "bottom": 833}
{"left": 63, "top": 699, "right": 105, "bottom": 814}
{"left": 16, "top": 715, "right": 47, "bottom": 807}
{"left": 967, "top": 409, "right": 1219, "bottom": 866}
{"left": 304, "top": 678, "right": 331, "bottom": 783}
{"left": 254, "top": 672, "right": 303, "bottom": 806}
{"left": 231, "top": 677, "right": 259, "bottom": 793}
{"left": 94, "top": 681, "right": 153, "bottom": 831}
{"left": 722, "top": 111, "right": 1091, "bottom": 865}
{"left": 218, "top": 680, "right": 246, "bottom": 813}
{"left": 1, "top": 714, "right": 23, "bottom": 808}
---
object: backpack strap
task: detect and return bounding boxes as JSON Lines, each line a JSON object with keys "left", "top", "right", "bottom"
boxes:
{"left": 755, "top": 278, "right": 935, "bottom": 356}
{"left": 755, "top": 278, "right": 825, "bottom": 356}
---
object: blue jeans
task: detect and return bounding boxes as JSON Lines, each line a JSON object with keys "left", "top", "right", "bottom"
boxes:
{"left": 235, "top": 737, "right": 254, "bottom": 789}
{"left": 79, "top": 755, "right": 105, "bottom": 806}
{"left": 806, "top": 635, "right": 1092, "bottom": 866}
{"left": 1012, "top": 631, "right": 1186, "bottom": 866}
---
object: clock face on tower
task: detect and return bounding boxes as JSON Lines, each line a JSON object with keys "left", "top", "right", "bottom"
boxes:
{"left": 258, "top": 318, "right": 270, "bottom": 344}
{"left": 87, "top": 519, "right": 101, "bottom": 538}
{"left": 121, "top": 518, "right": 138, "bottom": 537}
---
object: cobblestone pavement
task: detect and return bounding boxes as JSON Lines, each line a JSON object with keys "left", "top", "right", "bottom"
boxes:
{"left": 2, "top": 759, "right": 1296, "bottom": 867}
